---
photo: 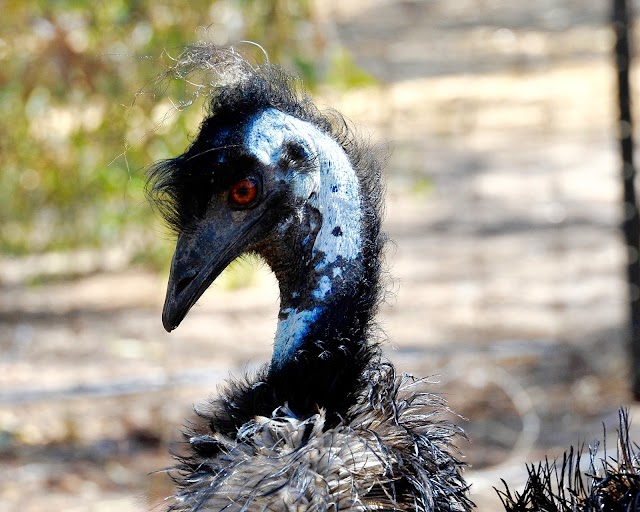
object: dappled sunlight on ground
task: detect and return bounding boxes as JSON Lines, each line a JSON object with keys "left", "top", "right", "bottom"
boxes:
{"left": 2, "top": 1, "right": 638, "bottom": 510}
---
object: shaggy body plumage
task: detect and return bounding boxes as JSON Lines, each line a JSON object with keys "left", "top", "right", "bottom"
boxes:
{"left": 499, "top": 409, "right": 640, "bottom": 512}
{"left": 146, "top": 43, "right": 640, "bottom": 512}
{"left": 176, "top": 365, "right": 468, "bottom": 511}
{"left": 148, "top": 45, "right": 471, "bottom": 511}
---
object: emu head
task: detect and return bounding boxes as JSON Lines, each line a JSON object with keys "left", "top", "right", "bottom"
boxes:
{"left": 147, "top": 45, "right": 380, "bottom": 334}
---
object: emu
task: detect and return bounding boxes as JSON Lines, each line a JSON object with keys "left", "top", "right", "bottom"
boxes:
{"left": 497, "top": 409, "right": 640, "bottom": 511}
{"left": 147, "top": 44, "right": 640, "bottom": 511}
{"left": 147, "top": 44, "right": 471, "bottom": 511}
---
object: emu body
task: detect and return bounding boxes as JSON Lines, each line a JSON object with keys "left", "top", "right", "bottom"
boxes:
{"left": 147, "top": 44, "right": 640, "bottom": 512}
{"left": 148, "top": 45, "right": 470, "bottom": 511}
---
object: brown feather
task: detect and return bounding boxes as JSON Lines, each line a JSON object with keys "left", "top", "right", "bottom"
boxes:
{"left": 168, "top": 364, "right": 471, "bottom": 512}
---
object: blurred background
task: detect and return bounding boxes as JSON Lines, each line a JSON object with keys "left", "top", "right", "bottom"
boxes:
{"left": 0, "top": 0, "right": 637, "bottom": 510}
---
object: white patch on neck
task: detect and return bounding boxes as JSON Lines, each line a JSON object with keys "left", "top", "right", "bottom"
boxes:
{"left": 272, "top": 307, "right": 322, "bottom": 364}
{"left": 245, "top": 108, "right": 363, "bottom": 362}
{"left": 245, "top": 108, "right": 362, "bottom": 267}
{"left": 312, "top": 275, "right": 332, "bottom": 300}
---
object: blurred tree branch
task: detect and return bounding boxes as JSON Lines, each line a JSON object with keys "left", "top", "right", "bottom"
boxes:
{"left": 0, "top": 0, "right": 345, "bottom": 260}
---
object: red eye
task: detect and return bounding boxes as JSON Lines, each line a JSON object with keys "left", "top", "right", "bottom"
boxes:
{"left": 229, "top": 178, "right": 259, "bottom": 207}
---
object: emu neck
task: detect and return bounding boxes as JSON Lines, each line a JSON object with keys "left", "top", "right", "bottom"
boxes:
{"left": 273, "top": 255, "right": 368, "bottom": 365}
{"left": 268, "top": 219, "right": 379, "bottom": 416}
{"left": 271, "top": 146, "right": 368, "bottom": 367}
{"left": 245, "top": 108, "right": 380, "bottom": 410}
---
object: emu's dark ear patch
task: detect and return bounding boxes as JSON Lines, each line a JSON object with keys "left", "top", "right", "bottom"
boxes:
{"left": 281, "top": 141, "right": 310, "bottom": 164}
{"left": 278, "top": 141, "right": 316, "bottom": 177}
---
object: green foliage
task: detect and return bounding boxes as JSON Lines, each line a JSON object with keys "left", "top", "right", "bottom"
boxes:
{"left": 325, "top": 48, "right": 377, "bottom": 90}
{"left": 0, "top": 0, "right": 374, "bottom": 262}
{"left": 410, "top": 176, "right": 434, "bottom": 198}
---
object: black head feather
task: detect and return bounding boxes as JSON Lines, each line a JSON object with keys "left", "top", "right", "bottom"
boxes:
{"left": 146, "top": 43, "right": 475, "bottom": 512}
{"left": 145, "top": 43, "right": 383, "bottom": 240}
{"left": 146, "top": 43, "right": 387, "bottom": 424}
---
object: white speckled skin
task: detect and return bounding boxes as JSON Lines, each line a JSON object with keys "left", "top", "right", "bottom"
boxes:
{"left": 245, "top": 108, "right": 363, "bottom": 363}
{"left": 245, "top": 109, "right": 362, "bottom": 263}
{"left": 312, "top": 275, "right": 332, "bottom": 300}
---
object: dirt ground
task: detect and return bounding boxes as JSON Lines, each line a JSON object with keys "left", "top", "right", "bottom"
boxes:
{"left": 2, "top": 1, "right": 640, "bottom": 511}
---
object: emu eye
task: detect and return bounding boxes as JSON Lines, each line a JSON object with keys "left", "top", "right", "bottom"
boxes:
{"left": 229, "top": 177, "right": 259, "bottom": 207}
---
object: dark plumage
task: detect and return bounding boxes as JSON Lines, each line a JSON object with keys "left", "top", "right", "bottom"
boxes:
{"left": 146, "top": 43, "right": 640, "bottom": 512}
{"left": 147, "top": 44, "right": 471, "bottom": 511}
{"left": 498, "top": 408, "right": 640, "bottom": 511}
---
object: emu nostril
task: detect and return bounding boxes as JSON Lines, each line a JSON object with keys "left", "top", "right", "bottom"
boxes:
{"left": 175, "top": 268, "right": 198, "bottom": 296}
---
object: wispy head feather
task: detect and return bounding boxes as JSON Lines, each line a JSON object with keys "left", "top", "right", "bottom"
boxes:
{"left": 145, "top": 43, "right": 384, "bottom": 248}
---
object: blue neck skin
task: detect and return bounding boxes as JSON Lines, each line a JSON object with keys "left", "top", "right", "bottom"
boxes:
{"left": 243, "top": 108, "right": 366, "bottom": 370}
{"left": 271, "top": 255, "right": 366, "bottom": 368}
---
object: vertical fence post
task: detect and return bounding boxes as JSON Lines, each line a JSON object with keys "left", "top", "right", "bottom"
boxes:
{"left": 613, "top": 0, "right": 640, "bottom": 399}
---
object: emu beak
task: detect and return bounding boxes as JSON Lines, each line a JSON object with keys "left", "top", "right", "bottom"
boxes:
{"left": 162, "top": 217, "right": 254, "bottom": 332}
